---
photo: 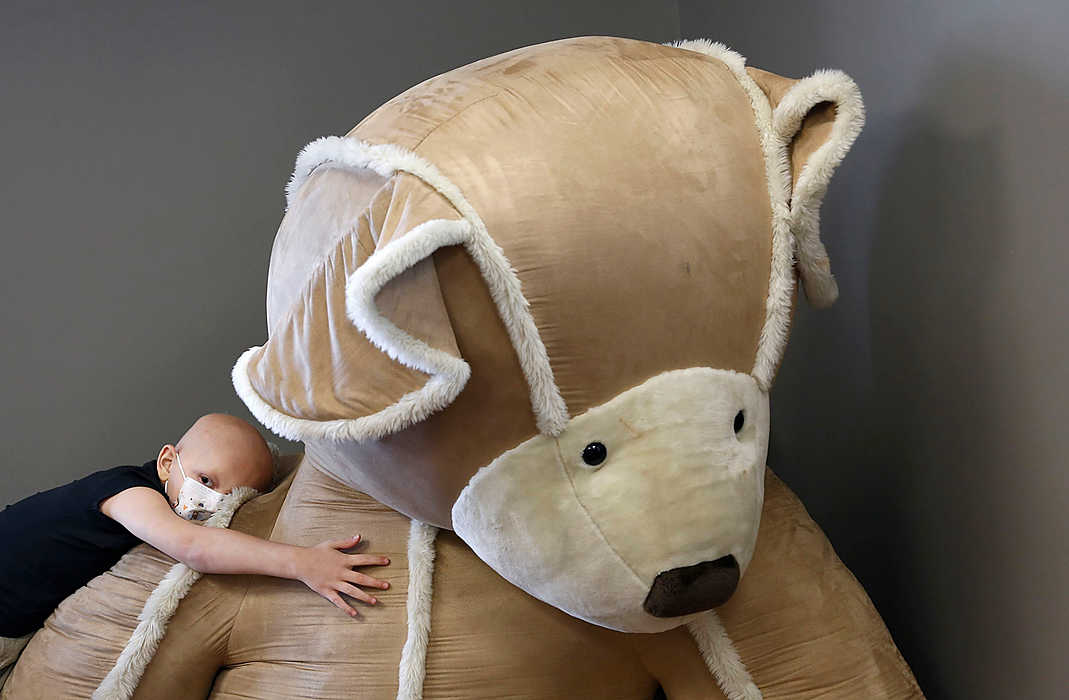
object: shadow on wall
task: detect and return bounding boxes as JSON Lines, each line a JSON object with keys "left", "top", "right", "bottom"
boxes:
{"left": 770, "top": 46, "right": 1059, "bottom": 699}
{"left": 866, "top": 44, "right": 1069, "bottom": 698}
{"left": 868, "top": 111, "right": 1009, "bottom": 700}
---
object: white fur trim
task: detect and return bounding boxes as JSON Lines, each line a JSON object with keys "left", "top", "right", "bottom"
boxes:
{"left": 687, "top": 612, "right": 763, "bottom": 700}
{"left": 397, "top": 520, "right": 438, "bottom": 700}
{"left": 93, "top": 487, "right": 260, "bottom": 700}
{"left": 664, "top": 39, "right": 864, "bottom": 381}
{"left": 664, "top": 38, "right": 796, "bottom": 391}
{"left": 233, "top": 137, "right": 570, "bottom": 441}
{"left": 772, "top": 69, "right": 865, "bottom": 308}
{"left": 232, "top": 221, "right": 475, "bottom": 445}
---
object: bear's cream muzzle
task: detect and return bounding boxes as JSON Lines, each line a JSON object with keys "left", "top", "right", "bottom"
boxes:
{"left": 452, "top": 367, "right": 768, "bottom": 633}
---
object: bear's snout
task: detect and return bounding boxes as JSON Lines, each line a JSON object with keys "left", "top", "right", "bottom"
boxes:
{"left": 452, "top": 367, "right": 768, "bottom": 632}
{"left": 642, "top": 555, "right": 740, "bottom": 617}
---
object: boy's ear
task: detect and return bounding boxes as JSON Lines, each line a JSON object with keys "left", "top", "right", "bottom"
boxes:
{"left": 157, "top": 444, "right": 176, "bottom": 480}
{"left": 746, "top": 66, "right": 865, "bottom": 308}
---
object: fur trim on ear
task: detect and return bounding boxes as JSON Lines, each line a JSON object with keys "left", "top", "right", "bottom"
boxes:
{"left": 663, "top": 38, "right": 796, "bottom": 391}
{"left": 93, "top": 487, "right": 260, "bottom": 700}
{"left": 232, "top": 221, "right": 475, "bottom": 445}
{"left": 664, "top": 39, "right": 864, "bottom": 383}
{"left": 234, "top": 137, "right": 571, "bottom": 442}
{"left": 772, "top": 69, "right": 865, "bottom": 308}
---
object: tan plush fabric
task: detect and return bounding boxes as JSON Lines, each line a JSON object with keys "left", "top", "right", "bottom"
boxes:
{"left": 747, "top": 66, "right": 838, "bottom": 194}
{"left": 247, "top": 36, "right": 781, "bottom": 529}
{"left": 718, "top": 469, "right": 924, "bottom": 699}
{"left": 3, "top": 544, "right": 179, "bottom": 698}
{"left": 351, "top": 36, "right": 774, "bottom": 419}
{"left": 0, "top": 634, "right": 31, "bottom": 690}
{"left": 250, "top": 166, "right": 538, "bottom": 527}
{"left": 143, "top": 460, "right": 663, "bottom": 699}
{"left": 1, "top": 462, "right": 295, "bottom": 700}
{"left": 4, "top": 458, "right": 921, "bottom": 699}
{"left": 248, "top": 170, "right": 464, "bottom": 426}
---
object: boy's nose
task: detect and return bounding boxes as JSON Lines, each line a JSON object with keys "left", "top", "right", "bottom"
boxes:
{"left": 642, "top": 555, "right": 740, "bottom": 617}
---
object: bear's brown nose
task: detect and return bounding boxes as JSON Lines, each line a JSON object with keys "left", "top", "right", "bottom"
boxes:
{"left": 642, "top": 555, "right": 740, "bottom": 617}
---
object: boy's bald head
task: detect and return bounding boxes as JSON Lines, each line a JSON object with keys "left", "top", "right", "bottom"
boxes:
{"left": 171, "top": 413, "right": 274, "bottom": 493}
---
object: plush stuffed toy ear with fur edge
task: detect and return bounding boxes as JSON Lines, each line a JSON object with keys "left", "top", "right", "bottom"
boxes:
{"left": 231, "top": 151, "right": 474, "bottom": 445}
{"left": 749, "top": 67, "right": 866, "bottom": 308}
{"left": 233, "top": 136, "right": 571, "bottom": 444}
{"left": 231, "top": 213, "right": 473, "bottom": 446}
{"left": 663, "top": 38, "right": 863, "bottom": 387}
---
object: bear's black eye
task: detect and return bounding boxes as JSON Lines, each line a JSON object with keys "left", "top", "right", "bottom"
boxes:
{"left": 582, "top": 441, "right": 607, "bottom": 466}
{"left": 733, "top": 410, "right": 745, "bottom": 434}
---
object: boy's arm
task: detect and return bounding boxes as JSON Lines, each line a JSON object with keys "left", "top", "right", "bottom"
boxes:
{"left": 99, "top": 486, "right": 391, "bottom": 617}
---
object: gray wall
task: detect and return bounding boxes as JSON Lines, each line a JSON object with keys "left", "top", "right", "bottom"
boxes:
{"left": 680, "top": 1, "right": 1068, "bottom": 698}
{"left": 0, "top": 1, "right": 678, "bottom": 501}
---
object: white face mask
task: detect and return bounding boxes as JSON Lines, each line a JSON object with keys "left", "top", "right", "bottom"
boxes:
{"left": 168, "top": 452, "right": 226, "bottom": 521}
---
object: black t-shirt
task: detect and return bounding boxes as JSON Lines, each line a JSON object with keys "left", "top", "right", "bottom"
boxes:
{"left": 0, "top": 460, "right": 166, "bottom": 637}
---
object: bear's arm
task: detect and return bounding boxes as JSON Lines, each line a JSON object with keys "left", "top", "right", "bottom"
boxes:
{"left": 631, "top": 627, "right": 729, "bottom": 700}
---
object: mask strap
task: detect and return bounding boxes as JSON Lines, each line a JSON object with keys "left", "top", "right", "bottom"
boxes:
{"left": 175, "top": 451, "right": 187, "bottom": 480}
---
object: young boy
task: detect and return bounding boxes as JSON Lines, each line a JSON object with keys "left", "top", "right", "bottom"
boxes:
{"left": 0, "top": 412, "right": 391, "bottom": 683}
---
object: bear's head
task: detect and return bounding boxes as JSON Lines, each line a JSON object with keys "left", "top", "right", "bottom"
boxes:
{"left": 232, "top": 36, "right": 863, "bottom": 633}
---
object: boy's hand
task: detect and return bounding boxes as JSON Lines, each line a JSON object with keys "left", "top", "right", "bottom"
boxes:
{"left": 295, "top": 534, "right": 391, "bottom": 618}
{"left": 100, "top": 488, "right": 393, "bottom": 619}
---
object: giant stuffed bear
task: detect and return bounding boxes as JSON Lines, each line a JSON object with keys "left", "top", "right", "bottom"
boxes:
{"left": 4, "top": 36, "right": 924, "bottom": 699}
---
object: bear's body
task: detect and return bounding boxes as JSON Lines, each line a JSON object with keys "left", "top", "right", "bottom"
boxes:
{"left": 4, "top": 458, "right": 920, "bottom": 699}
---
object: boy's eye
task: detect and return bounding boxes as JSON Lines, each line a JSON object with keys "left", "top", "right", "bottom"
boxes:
{"left": 200, "top": 475, "right": 212, "bottom": 487}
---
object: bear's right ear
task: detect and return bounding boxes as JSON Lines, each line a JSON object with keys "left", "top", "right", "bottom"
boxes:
{"left": 232, "top": 148, "right": 473, "bottom": 446}
{"left": 746, "top": 67, "right": 865, "bottom": 308}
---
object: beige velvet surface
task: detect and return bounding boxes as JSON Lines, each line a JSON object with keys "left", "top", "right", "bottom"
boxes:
{"left": 249, "top": 170, "right": 463, "bottom": 426}
{"left": 303, "top": 239, "right": 541, "bottom": 528}
{"left": 719, "top": 471, "right": 924, "bottom": 699}
{"left": 239, "top": 37, "right": 857, "bottom": 532}
{"left": 746, "top": 66, "right": 838, "bottom": 195}
{"left": 350, "top": 36, "right": 774, "bottom": 419}
{"left": 4, "top": 457, "right": 921, "bottom": 699}
{"left": 1, "top": 459, "right": 295, "bottom": 700}
{"left": 265, "top": 166, "right": 390, "bottom": 333}
{"left": 247, "top": 36, "right": 792, "bottom": 527}
{"left": 156, "top": 459, "right": 661, "bottom": 699}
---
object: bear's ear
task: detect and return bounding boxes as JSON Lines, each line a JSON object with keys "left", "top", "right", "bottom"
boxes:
{"left": 233, "top": 136, "right": 570, "bottom": 444}
{"left": 232, "top": 143, "right": 473, "bottom": 445}
{"left": 747, "top": 67, "right": 865, "bottom": 308}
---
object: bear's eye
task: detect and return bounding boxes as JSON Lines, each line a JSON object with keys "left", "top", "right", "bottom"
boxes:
{"left": 581, "top": 442, "right": 607, "bottom": 466}
{"left": 733, "top": 410, "right": 745, "bottom": 434}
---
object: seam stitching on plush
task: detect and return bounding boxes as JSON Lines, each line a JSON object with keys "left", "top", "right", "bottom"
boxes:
{"left": 551, "top": 438, "right": 647, "bottom": 592}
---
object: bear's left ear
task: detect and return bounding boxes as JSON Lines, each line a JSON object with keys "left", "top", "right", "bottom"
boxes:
{"left": 747, "top": 67, "right": 865, "bottom": 308}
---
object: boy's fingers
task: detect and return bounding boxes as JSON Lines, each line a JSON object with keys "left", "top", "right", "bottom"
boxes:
{"left": 344, "top": 569, "right": 391, "bottom": 590}
{"left": 326, "top": 534, "right": 362, "bottom": 550}
{"left": 338, "top": 582, "right": 377, "bottom": 605}
{"left": 326, "top": 592, "right": 359, "bottom": 618}
{"left": 347, "top": 553, "right": 391, "bottom": 567}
